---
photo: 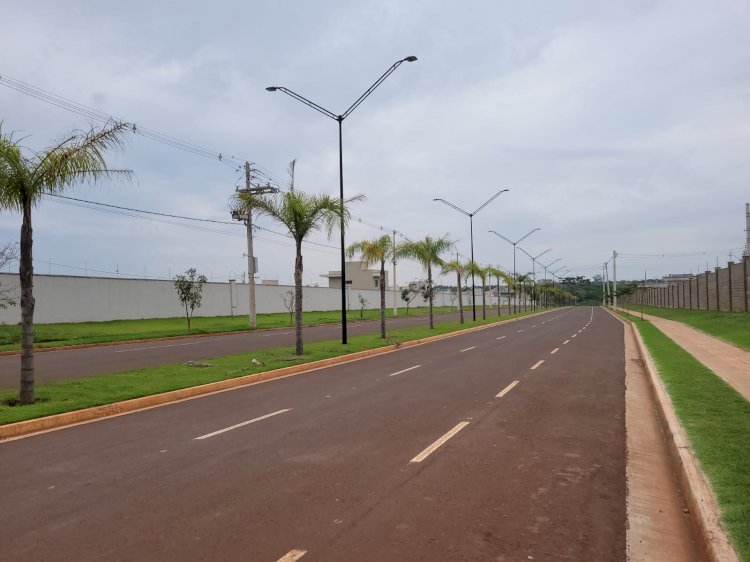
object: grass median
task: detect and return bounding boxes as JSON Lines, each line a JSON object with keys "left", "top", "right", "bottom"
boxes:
{"left": 0, "top": 306, "right": 458, "bottom": 352}
{"left": 0, "top": 309, "right": 539, "bottom": 426}
{"left": 622, "top": 304, "right": 750, "bottom": 351}
{"left": 622, "top": 311, "right": 750, "bottom": 560}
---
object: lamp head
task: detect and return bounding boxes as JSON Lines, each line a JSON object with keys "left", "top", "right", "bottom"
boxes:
{"left": 404, "top": 56, "right": 418, "bottom": 62}
{"left": 265, "top": 86, "right": 278, "bottom": 92}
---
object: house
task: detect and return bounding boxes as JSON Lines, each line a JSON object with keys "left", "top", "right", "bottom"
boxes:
{"left": 321, "top": 261, "right": 389, "bottom": 290}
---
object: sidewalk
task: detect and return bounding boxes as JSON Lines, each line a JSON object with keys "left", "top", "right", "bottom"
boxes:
{"left": 639, "top": 312, "right": 750, "bottom": 403}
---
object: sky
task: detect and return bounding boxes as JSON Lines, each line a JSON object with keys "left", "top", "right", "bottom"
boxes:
{"left": 1, "top": 0, "right": 749, "bottom": 287}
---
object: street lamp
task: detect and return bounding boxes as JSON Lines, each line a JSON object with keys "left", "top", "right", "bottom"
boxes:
{"left": 266, "top": 56, "right": 418, "bottom": 344}
{"left": 517, "top": 247, "right": 550, "bottom": 311}
{"left": 433, "top": 190, "right": 510, "bottom": 321}
{"left": 489, "top": 228, "right": 540, "bottom": 313}
{"left": 549, "top": 265, "right": 567, "bottom": 307}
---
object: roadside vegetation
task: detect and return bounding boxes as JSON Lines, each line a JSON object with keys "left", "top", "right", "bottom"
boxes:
{"left": 622, "top": 304, "right": 750, "bottom": 351}
{"left": 0, "top": 306, "right": 462, "bottom": 352}
{"left": 622, "top": 311, "right": 750, "bottom": 559}
{"left": 0, "top": 309, "right": 539, "bottom": 425}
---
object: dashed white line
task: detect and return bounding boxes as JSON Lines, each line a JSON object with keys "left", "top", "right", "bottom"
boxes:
{"left": 531, "top": 325, "right": 537, "bottom": 328}
{"left": 517, "top": 329, "right": 525, "bottom": 333}
{"left": 496, "top": 380, "right": 520, "bottom": 398}
{"left": 563, "top": 340, "right": 570, "bottom": 345}
{"left": 194, "top": 409, "right": 292, "bottom": 440}
{"left": 496, "top": 335, "right": 507, "bottom": 340}
{"left": 550, "top": 348, "right": 559, "bottom": 355}
{"left": 530, "top": 360, "right": 545, "bottom": 370}
{"left": 276, "top": 550, "right": 307, "bottom": 562}
{"left": 411, "top": 421, "right": 470, "bottom": 463}
{"left": 572, "top": 334, "right": 577, "bottom": 338}
{"left": 388, "top": 365, "right": 421, "bottom": 377}
{"left": 460, "top": 346, "right": 476, "bottom": 353}
{"left": 115, "top": 341, "right": 202, "bottom": 353}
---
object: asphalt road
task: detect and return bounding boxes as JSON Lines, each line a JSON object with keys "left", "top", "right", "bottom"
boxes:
{"left": 0, "top": 309, "right": 513, "bottom": 389}
{"left": 0, "top": 306, "right": 626, "bottom": 561}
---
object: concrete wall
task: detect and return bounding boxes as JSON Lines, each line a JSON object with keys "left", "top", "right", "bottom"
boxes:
{"left": 623, "top": 257, "right": 750, "bottom": 313}
{"left": 0, "top": 273, "right": 515, "bottom": 324}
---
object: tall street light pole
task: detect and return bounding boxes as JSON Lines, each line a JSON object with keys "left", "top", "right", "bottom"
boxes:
{"left": 517, "top": 247, "right": 550, "bottom": 311}
{"left": 433, "top": 190, "right": 510, "bottom": 321}
{"left": 489, "top": 228, "right": 540, "bottom": 313}
{"left": 266, "top": 56, "right": 417, "bottom": 344}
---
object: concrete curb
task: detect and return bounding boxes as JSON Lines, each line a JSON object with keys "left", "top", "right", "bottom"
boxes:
{"left": 0, "top": 309, "right": 549, "bottom": 441}
{"left": 608, "top": 309, "right": 739, "bottom": 562}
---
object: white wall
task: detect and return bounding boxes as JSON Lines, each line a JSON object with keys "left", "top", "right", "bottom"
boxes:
{"left": 0, "top": 273, "right": 516, "bottom": 324}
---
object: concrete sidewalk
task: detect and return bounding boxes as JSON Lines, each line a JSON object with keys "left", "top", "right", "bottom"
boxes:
{"left": 639, "top": 312, "right": 750, "bottom": 403}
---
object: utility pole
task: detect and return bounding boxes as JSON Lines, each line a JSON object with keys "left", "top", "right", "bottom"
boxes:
{"left": 612, "top": 250, "right": 618, "bottom": 310}
{"left": 601, "top": 265, "right": 606, "bottom": 307}
{"left": 232, "top": 161, "right": 279, "bottom": 328}
{"left": 392, "top": 229, "right": 398, "bottom": 317}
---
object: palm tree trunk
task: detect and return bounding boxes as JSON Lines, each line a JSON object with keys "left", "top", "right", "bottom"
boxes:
{"left": 457, "top": 272, "right": 464, "bottom": 324}
{"left": 481, "top": 281, "right": 486, "bottom": 319}
{"left": 379, "top": 259, "right": 386, "bottom": 338}
{"left": 427, "top": 266, "right": 434, "bottom": 329}
{"left": 19, "top": 195, "right": 35, "bottom": 404}
{"left": 496, "top": 276, "right": 501, "bottom": 316}
{"left": 507, "top": 281, "right": 512, "bottom": 316}
{"left": 294, "top": 240, "right": 304, "bottom": 355}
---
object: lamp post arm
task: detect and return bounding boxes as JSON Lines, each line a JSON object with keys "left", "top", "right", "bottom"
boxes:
{"left": 268, "top": 87, "right": 338, "bottom": 121}
{"left": 517, "top": 246, "right": 534, "bottom": 261}
{"left": 434, "top": 198, "right": 470, "bottom": 216}
{"left": 516, "top": 227, "right": 541, "bottom": 246}
{"left": 341, "top": 56, "right": 417, "bottom": 120}
{"left": 472, "top": 189, "right": 509, "bottom": 215}
{"left": 533, "top": 248, "right": 551, "bottom": 261}
{"left": 489, "top": 230, "right": 515, "bottom": 246}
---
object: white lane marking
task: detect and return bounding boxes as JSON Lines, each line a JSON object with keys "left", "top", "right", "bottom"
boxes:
{"left": 496, "top": 380, "right": 520, "bottom": 398}
{"left": 572, "top": 334, "right": 577, "bottom": 338}
{"left": 460, "top": 346, "right": 476, "bottom": 353}
{"left": 276, "top": 550, "right": 307, "bottom": 562}
{"left": 517, "top": 329, "right": 525, "bottom": 333}
{"left": 388, "top": 365, "right": 422, "bottom": 377}
{"left": 530, "top": 360, "right": 545, "bottom": 370}
{"left": 531, "top": 325, "right": 537, "bottom": 328}
{"left": 411, "top": 421, "right": 470, "bottom": 463}
{"left": 563, "top": 340, "right": 570, "bottom": 345}
{"left": 496, "top": 335, "right": 507, "bottom": 340}
{"left": 115, "top": 341, "right": 202, "bottom": 353}
{"left": 578, "top": 330, "right": 583, "bottom": 333}
{"left": 550, "top": 348, "right": 559, "bottom": 355}
{"left": 194, "top": 409, "right": 292, "bottom": 440}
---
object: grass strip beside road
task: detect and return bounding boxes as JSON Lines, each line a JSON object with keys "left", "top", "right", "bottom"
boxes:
{"left": 622, "top": 311, "right": 750, "bottom": 560}
{"left": 0, "top": 310, "right": 537, "bottom": 425}
{"left": 0, "top": 306, "right": 458, "bottom": 352}
{"left": 622, "top": 305, "right": 750, "bottom": 351}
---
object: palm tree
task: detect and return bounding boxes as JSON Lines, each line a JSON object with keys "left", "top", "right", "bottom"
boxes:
{"left": 441, "top": 258, "right": 466, "bottom": 324}
{"left": 516, "top": 273, "right": 533, "bottom": 312}
{"left": 236, "top": 170, "right": 362, "bottom": 355}
{"left": 486, "top": 266, "right": 511, "bottom": 317}
{"left": 396, "top": 235, "right": 453, "bottom": 329}
{"left": 466, "top": 261, "right": 489, "bottom": 320}
{"left": 0, "top": 122, "right": 131, "bottom": 404}
{"left": 347, "top": 234, "right": 393, "bottom": 338}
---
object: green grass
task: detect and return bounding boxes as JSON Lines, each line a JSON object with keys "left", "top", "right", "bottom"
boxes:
{"left": 0, "top": 309, "right": 538, "bottom": 425}
{"left": 0, "top": 306, "right": 458, "bottom": 352}
{"left": 622, "top": 311, "right": 750, "bottom": 560}
{"left": 622, "top": 304, "right": 750, "bottom": 351}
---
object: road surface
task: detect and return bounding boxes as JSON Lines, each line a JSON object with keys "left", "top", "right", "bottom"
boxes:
{"left": 0, "top": 307, "right": 627, "bottom": 561}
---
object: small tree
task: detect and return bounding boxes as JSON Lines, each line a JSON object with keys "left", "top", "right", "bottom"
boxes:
{"left": 281, "top": 289, "right": 295, "bottom": 325}
{"left": 0, "top": 242, "right": 18, "bottom": 309}
{"left": 400, "top": 285, "right": 420, "bottom": 315}
{"left": 357, "top": 293, "right": 369, "bottom": 318}
{"left": 173, "top": 268, "right": 207, "bottom": 331}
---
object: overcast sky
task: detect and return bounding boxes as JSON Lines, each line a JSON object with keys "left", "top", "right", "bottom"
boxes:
{"left": 1, "top": 0, "right": 749, "bottom": 287}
